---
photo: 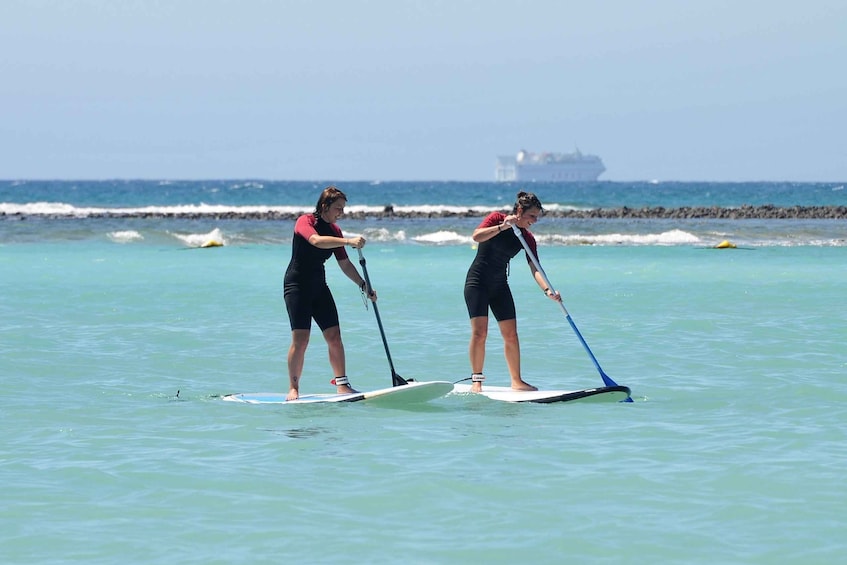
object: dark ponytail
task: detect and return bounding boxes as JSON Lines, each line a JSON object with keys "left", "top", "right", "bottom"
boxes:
{"left": 512, "top": 191, "right": 543, "bottom": 214}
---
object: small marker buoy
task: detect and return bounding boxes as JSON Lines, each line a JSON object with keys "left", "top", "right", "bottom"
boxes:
{"left": 714, "top": 240, "right": 736, "bottom": 249}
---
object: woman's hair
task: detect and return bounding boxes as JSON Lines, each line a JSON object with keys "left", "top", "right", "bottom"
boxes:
{"left": 314, "top": 185, "right": 348, "bottom": 218}
{"left": 512, "top": 191, "right": 544, "bottom": 214}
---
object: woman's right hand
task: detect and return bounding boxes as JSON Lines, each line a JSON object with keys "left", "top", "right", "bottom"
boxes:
{"left": 346, "top": 236, "right": 366, "bottom": 249}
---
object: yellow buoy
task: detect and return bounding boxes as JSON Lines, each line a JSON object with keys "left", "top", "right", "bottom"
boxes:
{"left": 714, "top": 240, "right": 736, "bottom": 249}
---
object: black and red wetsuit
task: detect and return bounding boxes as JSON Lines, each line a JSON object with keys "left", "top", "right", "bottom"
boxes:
{"left": 283, "top": 214, "right": 349, "bottom": 331}
{"left": 463, "top": 211, "right": 538, "bottom": 321}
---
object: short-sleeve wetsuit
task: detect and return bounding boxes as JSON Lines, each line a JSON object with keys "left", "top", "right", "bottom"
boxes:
{"left": 463, "top": 211, "right": 538, "bottom": 322}
{"left": 283, "top": 214, "right": 349, "bottom": 331}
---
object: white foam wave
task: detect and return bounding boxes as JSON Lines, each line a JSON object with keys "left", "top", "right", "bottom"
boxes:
{"left": 538, "top": 229, "right": 701, "bottom": 246}
{"left": 0, "top": 202, "right": 315, "bottom": 216}
{"left": 387, "top": 204, "right": 499, "bottom": 214}
{"left": 412, "top": 230, "right": 474, "bottom": 245}
{"left": 1, "top": 202, "right": 82, "bottom": 215}
{"left": 765, "top": 238, "right": 846, "bottom": 247}
{"left": 361, "top": 227, "right": 407, "bottom": 242}
{"left": 0, "top": 201, "right": 503, "bottom": 217}
{"left": 108, "top": 230, "right": 144, "bottom": 243}
{"left": 172, "top": 227, "right": 226, "bottom": 248}
{"left": 543, "top": 203, "right": 593, "bottom": 212}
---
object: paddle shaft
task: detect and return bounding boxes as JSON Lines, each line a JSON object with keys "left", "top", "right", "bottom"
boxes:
{"left": 357, "top": 248, "right": 407, "bottom": 387}
{"left": 510, "top": 225, "right": 624, "bottom": 390}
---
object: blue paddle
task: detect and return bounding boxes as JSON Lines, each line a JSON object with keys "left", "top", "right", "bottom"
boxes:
{"left": 511, "top": 225, "right": 632, "bottom": 400}
{"left": 357, "top": 248, "right": 408, "bottom": 387}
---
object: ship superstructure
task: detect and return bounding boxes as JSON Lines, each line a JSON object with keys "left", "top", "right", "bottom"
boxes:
{"left": 496, "top": 149, "right": 605, "bottom": 182}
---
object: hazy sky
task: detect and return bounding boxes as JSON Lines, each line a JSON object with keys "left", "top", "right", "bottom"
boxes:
{"left": 2, "top": 0, "right": 845, "bottom": 181}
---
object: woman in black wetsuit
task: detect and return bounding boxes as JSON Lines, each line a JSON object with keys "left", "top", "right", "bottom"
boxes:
{"left": 463, "top": 191, "right": 562, "bottom": 393}
{"left": 284, "top": 186, "right": 375, "bottom": 400}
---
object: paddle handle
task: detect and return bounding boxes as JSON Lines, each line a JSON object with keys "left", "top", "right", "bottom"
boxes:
{"left": 510, "top": 226, "right": 568, "bottom": 315}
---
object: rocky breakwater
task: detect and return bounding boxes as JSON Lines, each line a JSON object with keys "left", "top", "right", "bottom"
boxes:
{"left": 541, "top": 204, "right": 847, "bottom": 220}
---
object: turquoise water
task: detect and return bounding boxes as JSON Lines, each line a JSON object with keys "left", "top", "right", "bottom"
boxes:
{"left": 3, "top": 241, "right": 845, "bottom": 563}
{"left": 2, "top": 179, "right": 845, "bottom": 209}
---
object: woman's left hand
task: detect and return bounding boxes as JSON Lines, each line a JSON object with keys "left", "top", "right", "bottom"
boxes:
{"left": 361, "top": 282, "right": 378, "bottom": 302}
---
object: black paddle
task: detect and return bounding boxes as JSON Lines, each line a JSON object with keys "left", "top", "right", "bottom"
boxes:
{"left": 511, "top": 225, "right": 632, "bottom": 400}
{"left": 357, "top": 248, "right": 408, "bottom": 387}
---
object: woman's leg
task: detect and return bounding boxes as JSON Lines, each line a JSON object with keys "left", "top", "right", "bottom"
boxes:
{"left": 497, "top": 318, "right": 536, "bottom": 391}
{"left": 323, "top": 325, "right": 356, "bottom": 394}
{"left": 287, "top": 328, "right": 311, "bottom": 400}
{"left": 469, "top": 316, "right": 488, "bottom": 392}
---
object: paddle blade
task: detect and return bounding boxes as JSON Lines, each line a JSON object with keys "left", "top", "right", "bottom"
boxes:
{"left": 598, "top": 370, "right": 633, "bottom": 402}
{"left": 598, "top": 369, "right": 620, "bottom": 388}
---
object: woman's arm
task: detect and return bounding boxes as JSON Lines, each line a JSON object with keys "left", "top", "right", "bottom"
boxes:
{"left": 529, "top": 263, "right": 562, "bottom": 301}
{"left": 337, "top": 258, "right": 377, "bottom": 301}
{"left": 472, "top": 213, "right": 517, "bottom": 243}
{"left": 308, "top": 234, "right": 366, "bottom": 249}
{"left": 296, "top": 215, "right": 366, "bottom": 249}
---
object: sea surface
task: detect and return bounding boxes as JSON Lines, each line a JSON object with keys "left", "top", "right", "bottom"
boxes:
{"left": 2, "top": 180, "right": 846, "bottom": 564}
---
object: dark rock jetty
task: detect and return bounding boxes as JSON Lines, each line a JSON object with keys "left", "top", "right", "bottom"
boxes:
{"left": 4, "top": 204, "right": 847, "bottom": 221}
{"left": 348, "top": 204, "right": 847, "bottom": 220}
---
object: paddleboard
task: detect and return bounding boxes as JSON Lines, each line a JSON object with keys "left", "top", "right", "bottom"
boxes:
{"left": 451, "top": 383, "right": 631, "bottom": 404}
{"left": 223, "top": 380, "right": 454, "bottom": 406}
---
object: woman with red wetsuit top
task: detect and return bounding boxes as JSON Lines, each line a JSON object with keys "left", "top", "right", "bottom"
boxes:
{"left": 284, "top": 186, "right": 375, "bottom": 400}
{"left": 463, "top": 191, "right": 562, "bottom": 393}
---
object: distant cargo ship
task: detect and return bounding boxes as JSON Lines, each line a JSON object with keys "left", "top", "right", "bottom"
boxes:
{"left": 495, "top": 149, "right": 606, "bottom": 182}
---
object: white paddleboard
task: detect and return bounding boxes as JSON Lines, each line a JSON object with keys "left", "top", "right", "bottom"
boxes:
{"left": 362, "top": 380, "right": 454, "bottom": 405}
{"left": 451, "top": 383, "right": 631, "bottom": 403}
{"left": 222, "top": 391, "right": 362, "bottom": 404}
{"left": 223, "top": 380, "right": 454, "bottom": 406}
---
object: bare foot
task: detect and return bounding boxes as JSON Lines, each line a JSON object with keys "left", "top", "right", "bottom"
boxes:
{"left": 470, "top": 381, "right": 482, "bottom": 393}
{"left": 511, "top": 380, "right": 537, "bottom": 391}
{"left": 286, "top": 388, "right": 299, "bottom": 401}
{"left": 337, "top": 384, "right": 359, "bottom": 395}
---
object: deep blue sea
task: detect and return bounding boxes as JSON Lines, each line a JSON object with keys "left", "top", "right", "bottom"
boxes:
{"left": 2, "top": 180, "right": 846, "bottom": 563}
